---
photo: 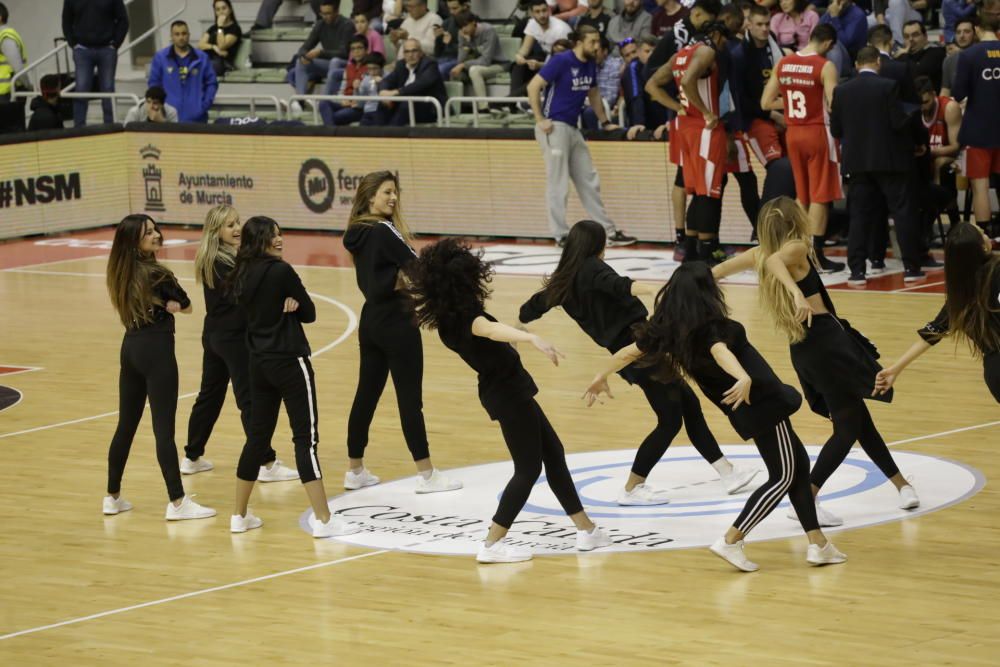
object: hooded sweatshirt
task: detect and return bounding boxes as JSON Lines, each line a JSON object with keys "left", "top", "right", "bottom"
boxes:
{"left": 342, "top": 220, "right": 417, "bottom": 313}
{"left": 237, "top": 257, "right": 315, "bottom": 358}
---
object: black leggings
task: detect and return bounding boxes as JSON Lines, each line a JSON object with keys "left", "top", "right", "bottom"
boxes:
{"left": 733, "top": 170, "right": 761, "bottom": 230}
{"left": 810, "top": 400, "right": 900, "bottom": 490}
{"left": 733, "top": 419, "right": 819, "bottom": 535}
{"left": 237, "top": 355, "right": 322, "bottom": 483}
{"left": 492, "top": 398, "right": 584, "bottom": 529}
{"left": 185, "top": 330, "right": 277, "bottom": 463}
{"left": 984, "top": 353, "right": 1000, "bottom": 403}
{"left": 107, "top": 334, "right": 184, "bottom": 502}
{"left": 630, "top": 374, "right": 724, "bottom": 478}
{"left": 347, "top": 309, "right": 430, "bottom": 461}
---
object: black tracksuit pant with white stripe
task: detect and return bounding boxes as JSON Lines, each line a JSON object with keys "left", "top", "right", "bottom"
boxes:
{"left": 732, "top": 419, "right": 819, "bottom": 535}
{"left": 236, "top": 355, "right": 321, "bottom": 483}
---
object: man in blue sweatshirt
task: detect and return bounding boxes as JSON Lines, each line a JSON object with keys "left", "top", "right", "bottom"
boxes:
{"left": 148, "top": 21, "right": 218, "bottom": 123}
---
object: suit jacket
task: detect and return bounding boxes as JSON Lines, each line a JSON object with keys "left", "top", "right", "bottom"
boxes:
{"left": 878, "top": 53, "right": 919, "bottom": 106}
{"left": 379, "top": 56, "right": 447, "bottom": 105}
{"left": 830, "top": 71, "right": 925, "bottom": 175}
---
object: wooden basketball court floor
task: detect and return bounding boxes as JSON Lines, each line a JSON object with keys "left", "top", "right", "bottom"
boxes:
{"left": 0, "top": 228, "right": 997, "bottom": 666}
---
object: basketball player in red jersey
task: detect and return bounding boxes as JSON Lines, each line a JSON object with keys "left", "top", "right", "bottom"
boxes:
{"left": 647, "top": 22, "right": 732, "bottom": 264}
{"left": 761, "top": 23, "right": 844, "bottom": 273}
{"left": 916, "top": 76, "right": 962, "bottom": 185}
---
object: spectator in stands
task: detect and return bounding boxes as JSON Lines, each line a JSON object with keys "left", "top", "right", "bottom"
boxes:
{"left": 943, "top": 0, "right": 977, "bottom": 44}
{"left": 868, "top": 23, "right": 919, "bottom": 104}
{"left": 578, "top": 0, "right": 613, "bottom": 36}
{"left": 384, "top": 0, "right": 404, "bottom": 24}
{"left": 551, "top": 38, "right": 574, "bottom": 53}
{"left": 62, "top": 0, "right": 129, "bottom": 127}
{"left": 27, "top": 75, "right": 64, "bottom": 132}
{"left": 393, "top": 0, "right": 442, "bottom": 57}
{"left": 290, "top": 0, "right": 355, "bottom": 104}
{"left": 549, "top": 0, "right": 588, "bottom": 24}
{"left": 884, "top": 0, "right": 924, "bottom": 46}
{"left": 251, "top": 0, "right": 321, "bottom": 31}
{"left": 124, "top": 86, "right": 179, "bottom": 125}
{"left": 582, "top": 36, "right": 623, "bottom": 128}
{"left": 510, "top": 0, "right": 573, "bottom": 97}
{"left": 622, "top": 35, "right": 661, "bottom": 137}
{"left": 319, "top": 34, "right": 370, "bottom": 124}
{"left": 376, "top": 38, "right": 446, "bottom": 125}
{"left": 819, "top": 0, "right": 867, "bottom": 57}
{"left": 322, "top": 51, "right": 386, "bottom": 124}
{"left": 770, "top": 0, "right": 818, "bottom": 51}
{"left": 434, "top": 0, "right": 468, "bottom": 79}
{"left": 149, "top": 21, "right": 219, "bottom": 123}
{"left": 0, "top": 1, "right": 27, "bottom": 134}
{"left": 450, "top": 12, "right": 508, "bottom": 112}
{"left": 651, "top": 0, "right": 689, "bottom": 37}
{"left": 941, "top": 17, "right": 977, "bottom": 96}
{"left": 607, "top": 0, "right": 653, "bottom": 49}
{"left": 900, "top": 20, "right": 947, "bottom": 92}
{"left": 199, "top": 0, "right": 243, "bottom": 77}
{"left": 352, "top": 0, "right": 385, "bottom": 33}
{"left": 353, "top": 10, "right": 385, "bottom": 55}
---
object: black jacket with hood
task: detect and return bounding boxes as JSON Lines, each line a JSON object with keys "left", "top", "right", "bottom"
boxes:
{"left": 343, "top": 220, "right": 416, "bottom": 314}
{"left": 237, "top": 257, "right": 315, "bottom": 358}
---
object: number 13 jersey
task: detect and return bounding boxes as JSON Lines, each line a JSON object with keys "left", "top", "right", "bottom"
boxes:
{"left": 776, "top": 52, "right": 829, "bottom": 127}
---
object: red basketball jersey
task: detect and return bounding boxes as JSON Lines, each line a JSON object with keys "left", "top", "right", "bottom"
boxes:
{"left": 776, "top": 52, "right": 829, "bottom": 127}
{"left": 925, "top": 95, "right": 952, "bottom": 150}
{"left": 671, "top": 43, "right": 720, "bottom": 124}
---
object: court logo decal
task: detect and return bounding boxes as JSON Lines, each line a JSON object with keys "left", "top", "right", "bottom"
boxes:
{"left": 140, "top": 144, "right": 166, "bottom": 212}
{"left": 301, "top": 446, "right": 983, "bottom": 556}
{"left": 0, "top": 366, "right": 36, "bottom": 414}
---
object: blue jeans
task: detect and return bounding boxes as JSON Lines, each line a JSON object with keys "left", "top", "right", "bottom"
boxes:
{"left": 437, "top": 58, "right": 458, "bottom": 81}
{"left": 73, "top": 45, "right": 118, "bottom": 127}
{"left": 319, "top": 101, "right": 364, "bottom": 126}
{"left": 291, "top": 57, "right": 347, "bottom": 95}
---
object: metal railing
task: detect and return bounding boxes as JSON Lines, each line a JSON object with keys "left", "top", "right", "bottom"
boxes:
{"left": 444, "top": 96, "right": 529, "bottom": 127}
{"left": 11, "top": 0, "right": 187, "bottom": 98}
{"left": 288, "top": 94, "right": 444, "bottom": 127}
{"left": 20, "top": 91, "right": 141, "bottom": 124}
{"left": 213, "top": 94, "right": 284, "bottom": 119}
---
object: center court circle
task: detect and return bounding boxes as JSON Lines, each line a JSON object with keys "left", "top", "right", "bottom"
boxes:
{"left": 300, "top": 446, "right": 984, "bottom": 556}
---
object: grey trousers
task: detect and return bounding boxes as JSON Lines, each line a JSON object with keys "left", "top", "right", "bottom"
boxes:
{"left": 255, "top": 0, "right": 321, "bottom": 28}
{"left": 535, "top": 121, "right": 616, "bottom": 240}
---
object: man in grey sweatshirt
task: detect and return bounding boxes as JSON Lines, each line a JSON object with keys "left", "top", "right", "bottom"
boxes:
{"left": 449, "top": 12, "right": 510, "bottom": 112}
{"left": 607, "top": 0, "right": 652, "bottom": 52}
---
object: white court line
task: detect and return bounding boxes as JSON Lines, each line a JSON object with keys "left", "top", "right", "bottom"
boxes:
{"left": 0, "top": 549, "right": 390, "bottom": 641}
{"left": 887, "top": 420, "right": 1000, "bottom": 447}
{"left": 0, "top": 365, "right": 43, "bottom": 377}
{"left": 893, "top": 281, "right": 946, "bottom": 293}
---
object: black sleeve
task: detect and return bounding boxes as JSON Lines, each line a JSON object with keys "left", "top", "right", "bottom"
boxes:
{"left": 156, "top": 273, "right": 191, "bottom": 309}
{"left": 279, "top": 262, "right": 316, "bottom": 323}
{"left": 586, "top": 259, "right": 634, "bottom": 299}
{"left": 519, "top": 290, "right": 552, "bottom": 324}
{"left": 376, "top": 223, "right": 417, "bottom": 269}
{"left": 113, "top": 0, "right": 130, "bottom": 48}
{"left": 917, "top": 305, "right": 949, "bottom": 345}
{"left": 62, "top": 0, "right": 76, "bottom": 47}
{"left": 399, "top": 61, "right": 443, "bottom": 96}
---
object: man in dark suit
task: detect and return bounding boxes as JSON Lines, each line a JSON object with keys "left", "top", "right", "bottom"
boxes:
{"left": 376, "top": 38, "right": 447, "bottom": 126}
{"left": 830, "top": 46, "right": 928, "bottom": 284}
{"left": 867, "top": 24, "right": 919, "bottom": 107}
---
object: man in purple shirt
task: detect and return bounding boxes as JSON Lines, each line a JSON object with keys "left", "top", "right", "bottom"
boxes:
{"left": 527, "top": 24, "right": 637, "bottom": 246}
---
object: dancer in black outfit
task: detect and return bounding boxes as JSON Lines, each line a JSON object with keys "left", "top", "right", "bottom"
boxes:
{"left": 182, "top": 205, "right": 298, "bottom": 482}
{"left": 103, "top": 214, "right": 216, "bottom": 521}
{"left": 342, "top": 171, "right": 461, "bottom": 494}
{"left": 876, "top": 223, "right": 1000, "bottom": 402}
{"left": 585, "top": 263, "right": 847, "bottom": 571}
{"left": 713, "top": 198, "right": 918, "bottom": 524}
{"left": 227, "top": 217, "right": 360, "bottom": 538}
{"left": 407, "top": 238, "right": 611, "bottom": 563}
{"left": 517, "top": 220, "right": 758, "bottom": 504}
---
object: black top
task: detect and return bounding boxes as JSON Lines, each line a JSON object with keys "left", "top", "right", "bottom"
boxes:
{"left": 919, "top": 267, "right": 1000, "bottom": 354}
{"left": 203, "top": 257, "right": 246, "bottom": 333}
{"left": 126, "top": 270, "right": 190, "bottom": 336}
{"left": 901, "top": 45, "right": 947, "bottom": 93}
{"left": 439, "top": 312, "right": 538, "bottom": 420}
{"left": 877, "top": 53, "right": 919, "bottom": 106}
{"left": 27, "top": 98, "right": 65, "bottom": 131}
{"left": 343, "top": 220, "right": 416, "bottom": 312}
{"left": 795, "top": 262, "right": 824, "bottom": 299}
{"left": 378, "top": 56, "right": 449, "bottom": 105}
{"left": 519, "top": 257, "right": 647, "bottom": 352}
{"left": 297, "top": 15, "right": 356, "bottom": 60}
{"left": 435, "top": 17, "right": 459, "bottom": 60}
{"left": 577, "top": 12, "right": 613, "bottom": 37}
{"left": 62, "top": 0, "right": 129, "bottom": 48}
{"left": 641, "top": 319, "right": 802, "bottom": 439}
{"left": 205, "top": 22, "right": 243, "bottom": 67}
{"left": 238, "top": 257, "right": 315, "bottom": 358}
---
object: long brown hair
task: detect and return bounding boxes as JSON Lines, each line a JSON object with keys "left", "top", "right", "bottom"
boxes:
{"left": 194, "top": 205, "right": 239, "bottom": 287}
{"left": 106, "top": 214, "right": 175, "bottom": 329}
{"left": 540, "top": 219, "right": 606, "bottom": 308}
{"left": 346, "top": 170, "right": 414, "bottom": 242}
{"left": 755, "top": 197, "right": 816, "bottom": 344}
{"left": 944, "top": 223, "right": 1000, "bottom": 356}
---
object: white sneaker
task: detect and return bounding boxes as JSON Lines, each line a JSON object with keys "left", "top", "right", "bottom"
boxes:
{"left": 165, "top": 496, "right": 217, "bottom": 521}
{"left": 230, "top": 511, "right": 263, "bottom": 533}
{"left": 806, "top": 541, "right": 848, "bottom": 566}
{"left": 476, "top": 541, "right": 533, "bottom": 563}
{"left": 258, "top": 459, "right": 299, "bottom": 482}
{"left": 415, "top": 469, "right": 463, "bottom": 494}
{"left": 898, "top": 484, "right": 920, "bottom": 510}
{"left": 180, "top": 457, "right": 214, "bottom": 475}
{"left": 787, "top": 501, "right": 844, "bottom": 527}
{"left": 344, "top": 468, "right": 380, "bottom": 490}
{"left": 617, "top": 483, "right": 670, "bottom": 506}
{"left": 310, "top": 514, "right": 362, "bottom": 538}
{"left": 290, "top": 100, "right": 303, "bottom": 115}
{"left": 709, "top": 537, "right": 759, "bottom": 572}
{"left": 103, "top": 495, "right": 133, "bottom": 515}
{"left": 720, "top": 466, "right": 760, "bottom": 495}
{"left": 576, "top": 526, "right": 613, "bottom": 552}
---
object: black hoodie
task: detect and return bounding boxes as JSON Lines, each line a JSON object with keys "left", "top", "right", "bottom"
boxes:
{"left": 342, "top": 220, "right": 416, "bottom": 312}
{"left": 204, "top": 257, "right": 246, "bottom": 334}
{"left": 238, "top": 257, "right": 315, "bottom": 358}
